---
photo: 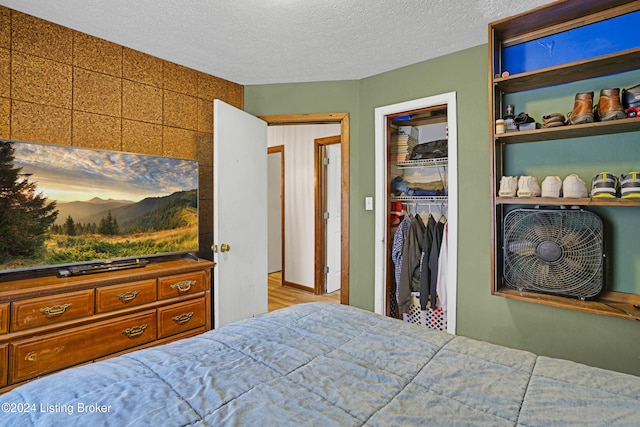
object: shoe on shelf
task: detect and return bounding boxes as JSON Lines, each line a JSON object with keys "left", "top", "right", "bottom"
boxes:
{"left": 563, "top": 174, "right": 588, "bottom": 198}
{"left": 514, "top": 112, "right": 535, "bottom": 125}
{"left": 591, "top": 172, "right": 618, "bottom": 198}
{"left": 594, "top": 88, "right": 626, "bottom": 121}
{"left": 542, "top": 113, "right": 566, "bottom": 128}
{"left": 620, "top": 172, "right": 640, "bottom": 199}
{"left": 498, "top": 176, "right": 518, "bottom": 198}
{"left": 567, "top": 92, "right": 594, "bottom": 125}
{"left": 622, "top": 84, "right": 640, "bottom": 109}
{"left": 517, "top": 175, "right": 540, "bottom": 197}
{"left": 541, "top": 176, "right": 562, "bottom": 197}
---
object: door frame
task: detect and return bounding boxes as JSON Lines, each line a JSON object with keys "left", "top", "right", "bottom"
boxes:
{"left": 314, "top": 135, "right": 341, "bottom": 295}
{"left": 260, "top": 113, "right": 349, "bottom": 305}
{"left": 374, "top": 93, "right": 458, "bottom": 334}
{"left": 267, "top": 145, "right": 285, "bottom": 280}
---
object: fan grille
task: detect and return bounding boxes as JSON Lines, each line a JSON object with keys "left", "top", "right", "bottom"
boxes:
{"left": 503, "top": 208, "right": 604, "bottom": 299}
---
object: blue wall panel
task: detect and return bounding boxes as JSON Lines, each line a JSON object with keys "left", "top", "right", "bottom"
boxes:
{"left": 502, "top": 11, "right": 640, "bottom": 75}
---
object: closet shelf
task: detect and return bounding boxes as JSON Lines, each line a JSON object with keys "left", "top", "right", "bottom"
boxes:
{"left": 393, "top": 158, "right": 448, "bottom": 168}
{"left": 391, "top": 196, "right": 448, "bottom": 203}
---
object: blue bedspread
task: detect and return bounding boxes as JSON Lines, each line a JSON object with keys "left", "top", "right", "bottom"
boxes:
{"left": 1, "top": 302, "right": 639, "bottom": 426}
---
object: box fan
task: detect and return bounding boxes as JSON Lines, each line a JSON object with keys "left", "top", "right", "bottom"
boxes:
{"left": 503, "top": 208, "right": 604, "bottom": 300}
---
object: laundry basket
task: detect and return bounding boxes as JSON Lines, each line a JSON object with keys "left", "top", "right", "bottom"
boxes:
{"left": 402, "top": 292, "right": 447, "bottom": 331}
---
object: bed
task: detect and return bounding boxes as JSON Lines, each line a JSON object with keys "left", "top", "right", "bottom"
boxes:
{"left": 1, "top": 302, "right": 638, "bottom": 426}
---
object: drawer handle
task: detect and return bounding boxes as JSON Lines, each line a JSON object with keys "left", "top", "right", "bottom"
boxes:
{"left": 122, "top": 323, "right": 148, "bottom": 338}
{"left": 117, "top": 290, "right": 141, "bottom": 302}
{"left": 172, "top": 312, "right": 194, "bottom": 324}
{"left": 170, "top": 280, "right": 195, "bottom": 292}
{"left": 40, "top": 303, "right": 72, "bottom": 316}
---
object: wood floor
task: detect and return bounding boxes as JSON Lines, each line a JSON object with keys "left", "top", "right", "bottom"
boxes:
{"left": 268, "top": 271, "right": 341, "bottom": 312}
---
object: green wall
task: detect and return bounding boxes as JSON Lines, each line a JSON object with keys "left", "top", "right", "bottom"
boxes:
{"left": 244, "top": 45, "right": 640, "bottom": 377}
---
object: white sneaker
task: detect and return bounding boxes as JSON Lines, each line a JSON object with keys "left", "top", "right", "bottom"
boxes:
{"left": 541, "top": 176, "right": 562, "bottom": 198}
{"left": 563, "top": 174, "right": 588, "bottom": 198}
{"left": 517, "top": 176, "right": 540, "bottom": 197}
{"left": 498, "top": 176, "right": 518, "bottom": 197}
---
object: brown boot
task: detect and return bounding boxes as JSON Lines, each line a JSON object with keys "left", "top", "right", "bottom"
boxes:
{"left": 595, "top": 88, "right": 626, "bottom": 121}
{"left": 567, "top": 92, "right": 594, "bottom": 125}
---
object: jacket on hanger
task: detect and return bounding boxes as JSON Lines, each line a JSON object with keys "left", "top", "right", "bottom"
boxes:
{"left": 419, "top": 215, "right": 436, "bottom": 310}
{"left": 436, "top": 221, "right": 448, "bottom": 311}
{"left": 391, "top": 215, "right": 411, "bottom": 304}
{"left": 397, "top": 214, "right": 425, "bottom": 314}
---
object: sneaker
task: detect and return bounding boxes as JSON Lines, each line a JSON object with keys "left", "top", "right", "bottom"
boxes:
{"left": 620, "top": 172, "right": 640, "bottom": 199}
{"left": 517, "top": 176, "right": 540, "bottom": 197}
{"left": 563, "top": 174, "right": 588, "bottom": 198}
{"left": 622, "top": 84, "right": 640, "bottom": 109}
{"left": 541, "top": 176, "right": 562, "bottom": 197}
{"left": 498, "top": 176, "right": 518, "bottom": 197}
{"left": 591, "top": 172, "right": 618, "bottom": 198}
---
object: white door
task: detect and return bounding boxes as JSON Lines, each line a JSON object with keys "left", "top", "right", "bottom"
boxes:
{"left": 213, "top": 99, "right": 268, "bottom": 328}
{"left": 325, "top": 143, "right": 341, "bottom": 293}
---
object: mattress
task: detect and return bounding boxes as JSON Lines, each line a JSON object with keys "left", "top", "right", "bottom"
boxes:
{"left": 1, "top": 302, "right": 638, "bottom": 426}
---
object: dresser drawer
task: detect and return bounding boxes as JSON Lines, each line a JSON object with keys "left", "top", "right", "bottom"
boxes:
{"left": 158, "top": 271, "right": 207, "bottom": 300}
{"left": 12, "top": 290, "right": 94, "bottom": 332}
{"left": 0, "top": 303, "right": 8, "bottom": 334}
{"left": 10, "top": 310, "right": 156, "bottom": 383}
{"left": 0, "top": 344, "right": 7, "bottom": 386}
{"left": 96, "top": 279, "right": 157, "bottom": 313}
{"left": 158, "top": 298, "right": 206, "bottom": 339}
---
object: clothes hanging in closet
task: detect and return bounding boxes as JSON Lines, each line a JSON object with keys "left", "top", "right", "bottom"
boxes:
{"left": 393, "top": 211, "right": 448, "bottom": 316}
{"left": 391, "top": 215, "right": 411, "bottom": 306}
{"left": 397, "top": 214, "right": 425, "bottom": 315}
{"left": 436, "top": 221, "right": 449, "bottom": 312}
{"left": 419, "top": 215, "right": 444, "bottom": 310}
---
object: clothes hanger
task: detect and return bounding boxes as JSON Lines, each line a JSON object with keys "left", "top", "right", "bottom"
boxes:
{"left": 439, "top": 202, "right": 447, "bottom": 222}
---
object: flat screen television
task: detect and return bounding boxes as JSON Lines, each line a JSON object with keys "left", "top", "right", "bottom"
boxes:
{"left": 0, "top": 139, "right": 199, "bottom": 279}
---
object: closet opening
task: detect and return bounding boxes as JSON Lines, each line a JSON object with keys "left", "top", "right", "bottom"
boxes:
{"left": 374, "top": 93, "right": 458, "bottom": 334}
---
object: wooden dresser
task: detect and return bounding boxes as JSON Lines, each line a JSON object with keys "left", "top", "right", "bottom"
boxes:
{"left": 0, "top": 258, "right": 214, "bottom": 393}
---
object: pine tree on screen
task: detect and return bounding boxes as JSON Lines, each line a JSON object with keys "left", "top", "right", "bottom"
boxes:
{"left": 0, "top": 140, "right": 58, "bottom": 259}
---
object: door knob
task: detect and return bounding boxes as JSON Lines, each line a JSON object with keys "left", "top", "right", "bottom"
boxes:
{"left": 220, "top": 243, "right": 231, "bottom": 252}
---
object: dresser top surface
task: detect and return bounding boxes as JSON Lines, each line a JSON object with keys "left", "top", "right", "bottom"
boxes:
{"left": 0, "top": 258, "right": 214, "bottom": 302}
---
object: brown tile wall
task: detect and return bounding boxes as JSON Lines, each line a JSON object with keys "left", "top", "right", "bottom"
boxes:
{"left": 0, "top": 6, "right": 244, "bottom": 261}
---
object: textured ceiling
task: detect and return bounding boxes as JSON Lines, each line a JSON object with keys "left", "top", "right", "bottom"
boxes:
{"left": 0, "top": 0, "right": 555, "bottom": 85}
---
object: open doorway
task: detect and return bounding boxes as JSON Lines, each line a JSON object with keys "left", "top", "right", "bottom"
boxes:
{"left": 261, "top": 113, "right": 349, "bottom": 305}
{"left": 266, "top": 125, "right": 340, "bottom": 296}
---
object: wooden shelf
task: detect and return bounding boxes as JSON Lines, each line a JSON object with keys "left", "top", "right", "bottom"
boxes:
{"left": 495, "top": 287, "right": 640, "bottom": 322}
{"left": 495, "top": 117, "right": 640, "bottom": 144}
{"left": 489, "top": 2, "right": 640, "bottom": 321}
{"left": 491, "top": 1, "right": 637, "bottom": 44}
{"left": 494, "top": 48, "right": 640, "bottom": 94}
{"left": 496, "top": 197, "right": 640, "bottom": 207}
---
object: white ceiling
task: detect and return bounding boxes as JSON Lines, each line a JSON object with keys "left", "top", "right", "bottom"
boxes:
{"left": 0, "top": 0, "right": 554, "bottom": 85}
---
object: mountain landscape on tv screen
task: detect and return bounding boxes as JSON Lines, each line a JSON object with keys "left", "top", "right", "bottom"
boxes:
{"left": 0, "top": 139, "right": 199, "bottom": 273}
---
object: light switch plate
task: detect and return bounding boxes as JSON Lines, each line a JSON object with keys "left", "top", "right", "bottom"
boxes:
{"left": 365, "top": 196, "right": 373, "bottom": 210}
